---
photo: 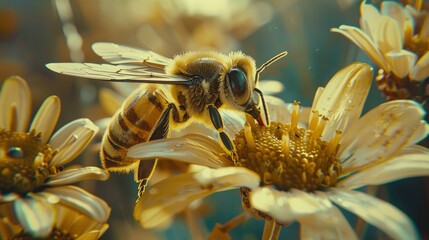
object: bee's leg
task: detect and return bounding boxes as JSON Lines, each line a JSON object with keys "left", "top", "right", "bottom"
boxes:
{"left": 137, "top": 103, "right": 176, "bottom": 197}
{"left": 207, "top": 104, "right": 237, "bottom": 162}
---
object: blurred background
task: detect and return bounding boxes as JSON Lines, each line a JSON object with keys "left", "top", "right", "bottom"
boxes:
{"left": 0, "top": 0, "right": 428, "bottom": 239}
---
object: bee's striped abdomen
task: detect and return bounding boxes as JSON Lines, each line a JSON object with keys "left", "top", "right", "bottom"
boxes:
{"left": 100, "top": 86, "right": 169, "bottom": 172}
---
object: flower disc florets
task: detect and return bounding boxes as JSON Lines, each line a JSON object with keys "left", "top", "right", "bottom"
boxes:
{"left": 0, "top": 129, "right": 56, "bottom": 194}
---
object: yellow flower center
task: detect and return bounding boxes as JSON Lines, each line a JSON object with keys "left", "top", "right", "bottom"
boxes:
{"left": 233, "top": 102, "right": 342, "bottom": 191}
{"left": 12, "top": 227, "right": 77, "bottom": 240}
{"left": 0, "top": 130, "right": 56, "bottom": 195}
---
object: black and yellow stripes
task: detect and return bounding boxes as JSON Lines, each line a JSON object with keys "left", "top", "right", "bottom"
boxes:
{"left": 100, "top": 86, "right": 169, "bottom": 172}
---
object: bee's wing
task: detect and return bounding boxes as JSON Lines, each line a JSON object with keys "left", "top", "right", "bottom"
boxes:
{"left": 92, "top": 42, "right": 172, "bottom": 69}
{"left": 46, "top": 63, "right": 192, "bottom": 85}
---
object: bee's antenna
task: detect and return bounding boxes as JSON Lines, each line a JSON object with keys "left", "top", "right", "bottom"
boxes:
{"left": 254, "top": 88, "right": 270, "bottom": 126}
{"left": 255, "top": 51, "right": 288, "bottom": 84}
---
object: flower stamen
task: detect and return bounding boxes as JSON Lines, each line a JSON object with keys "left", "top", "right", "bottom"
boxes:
{"left": 234, "top": 103, "right": 342, "bottom": 191}
{"left": 9, "top": 104, "right": 18, "bottom": 132}
{"left": 0, "top": 130, "right": 56, "bottom": 194}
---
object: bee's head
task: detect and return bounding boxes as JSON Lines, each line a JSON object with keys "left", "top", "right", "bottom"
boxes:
{"left": 223, "top": 51, "right": 287, "bottom": 126}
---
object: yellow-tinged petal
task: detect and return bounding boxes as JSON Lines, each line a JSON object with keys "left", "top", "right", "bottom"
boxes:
{"left": 29, "top": 95, "right": 61, "bottom": 144}
{"left": 45, "top": 185, "right": 111, "bottom": 222}
{"left": 410, "top": 51, "right": 429, "bottom": 81}
{"left": 0, "top": 76, "right": 31, "bottom": 132}
{"left": 249, "top": 188, "right": 327, "bottom": 225}
{"left": 0, "top": 192, "right": 20, "bottom": 202}
{"left": 45, "top": 167, "right": 110, "bottom": 186}
{"left": 128, "top": 134, "right": 232, "bottom": 168}
{"left": 50, "top": 119, "right": 99, "bottom": 167}
{"left": 193, "top": 167, "right": 260, "bottom": 189}
{"left": 310, "top": 63, "right": 372, "bottom": 140}
{"left": 77, "top": 231, "right": 100, "bottom": 240}
{"left": 299, "top": 191, "right": 358, "bottom": 240}
{"left": 419, "top": 12, "right": 429, "bottom": 38}
{"left": 49, "top": 118, "right": 99, "bottom": 150}
{"left": 374, "top": 15, "right": 403, "bottom": 55}
{"left": 135, "top": 167, "right": 260, "bottom": 228}
{"left": 328, "top": 189, "right": 418, "bottom": 240}
{"left": 385, "top": 50, "right": 417, "bottom": 78}
{"left": 380, "top": 1, "right": 414, "bottom": 41}
{"left": 14, "top": 197, "right": 55, "bottom": 238}
{"left": 264, "top": 96, "right": 294, "bottom": 124}
{"left": 359, "top": 1, "right": 381, "bottom": 40}
{"left": 339, "top": 147, "right": 429, "bottom": 189}
{"left": 339, "top": 100, "right": 427, "bottom": 170}
{"left": 332, "top": 26, "right": 389, "bottom": 71}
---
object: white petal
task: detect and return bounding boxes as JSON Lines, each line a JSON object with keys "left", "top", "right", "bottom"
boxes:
{"left": 329, "top": 188, "right": 418, "bottom": 240}
{"left": 374, "top": 15, "right": 403, "bottom": 55}
{"left": 385, "top": 50, "right": 417, "bottom": 78}
{"left": 311, "top": 63, "right": 372, "bottom": 139}
{"left": 50, "top": 119, "right": 99, "bottom": 167}
{"left": 420, "top": 14, "right": 429, "bottom": 38}
{"left": 193, "top": 167, "right": 260, "bottom": 189}
{"left": 45, "top": 185, "right": 110, "bottom": 222}
{"left": 265, "top": 96, "right": 292, "bottom": 124}
{"left": 300, "top": 191, "right": 358, "bottom": 240}
{"left": 31, "top": 191, "right": 60, "bottom": 204}
{"left": 49, "top": 118, "right": 99, "bottom": 149}
{"left": 340, "top": 100, "right": 427, "bottom": 169}
{"left": 45, "top": 167, "right": 110, "bottom": 186}
{"left": 29, "top": 96, "right": 61, "bottom": 144}
{"left": 221, "top": 109, "right": 246, "bottom": 136}
{"left": 0, "top": 192, "right": 20, "bottom": 202}
{"left": 359, "top": 1, "right": 381, "bottom": 40}
{"left": 0, "top": 76, "right": 31, "bottom": 131}
{"left": 339, "top": 150, "right": 429, "bottom": 189}
{"left": 381, "top": 1, "right": 414, "bottom": 41}
{"left": 128, "top": 133, "right": 233, "bottom": 168}
{"left": 410, "top": 51, "right": 429, "bottom": 81}
{"left": 14, "top": 197, "right": 55, "bottom": 238}
{"left": 249, "top": 188, "right": 327, "bottom": 225}
{"left": 134, "top": 167, "right": 257, "bottom": 228}
{"left": 332, "top": 26, "right": 388, "bottom": 70}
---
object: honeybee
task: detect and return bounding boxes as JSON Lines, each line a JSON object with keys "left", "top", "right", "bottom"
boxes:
{"left": 47, "top": 42, "right": 287, "bottom": 193}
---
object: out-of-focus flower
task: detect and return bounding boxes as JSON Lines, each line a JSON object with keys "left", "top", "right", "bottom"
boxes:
{"left": 127, "top": 63, "right": 429, "bottom": 239}
{"left": 332, "top": 1, "right": 429, "bottom": 102}
{"left": 0, "top": 206, "right": 109, "bottom": 239}
{"left": 0, "top": 76, "right": 110, "bottom": 238}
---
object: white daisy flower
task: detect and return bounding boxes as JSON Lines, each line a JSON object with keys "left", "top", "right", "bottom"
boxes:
{"left": 0, "top": 206, "right": 108, "bottom": 240}
{"left": 0, "top": 76, "right": 110, "bottom": 238}
{"left": 127, "top": 63, "right": 429, "bottom": 239}
{"left": 332, "top": 1, "right": 429, "bottom": 100}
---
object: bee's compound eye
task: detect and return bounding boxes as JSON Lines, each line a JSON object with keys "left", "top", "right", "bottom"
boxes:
{"left": 226, "top": 68, "right": 249, "bottom": 105}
